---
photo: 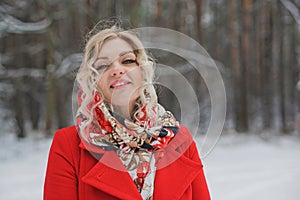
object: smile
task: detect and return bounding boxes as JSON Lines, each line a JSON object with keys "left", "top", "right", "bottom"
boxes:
{"left": 110, "top": 79, "right": 130, "bottom": 89}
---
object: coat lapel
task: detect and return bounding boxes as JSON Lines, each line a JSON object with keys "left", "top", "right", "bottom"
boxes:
{"left": 80, "top": 144, "right": 142, "bottom": 200}
{"left": 153, "top": 128, "right": 201, "bottom": 200}
{"left": 154, "top": 148, "right": 202, "bottom": 200}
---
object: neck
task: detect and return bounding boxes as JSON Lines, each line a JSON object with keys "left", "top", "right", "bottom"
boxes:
{"left": 112, "top": 101, "right": 135, "bottom": 120}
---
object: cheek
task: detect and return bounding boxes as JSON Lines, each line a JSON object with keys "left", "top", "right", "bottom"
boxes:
{"left": 96, "top": 75, "right": 104, "bottom": 89}
{"left": 135, "top": 68, "right": 144, "bottom": 85}
{"left": 97, "top": 75, "right": 109, "bottom": 96}
{"left": 97, "top": 80, "right": 104, "bottom": 91}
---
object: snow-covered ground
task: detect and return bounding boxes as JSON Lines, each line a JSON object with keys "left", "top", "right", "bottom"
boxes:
{"left": 0, "top": 131, "right": 300, "bottom": 200}
{"left": 0, "top": 133, "right": 51, "bottom": 200}
{"left": 202, "top": 133, "right": 300, "bottom": 200}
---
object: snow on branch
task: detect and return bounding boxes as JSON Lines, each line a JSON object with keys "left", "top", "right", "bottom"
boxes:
{"left": 54, "top": 53, "right": 83, "bottom": 78}
{"left": 280, "top": 0, "right": 300, "bottom": 26}
{"left": 2, "top": 15, "right": 52, "bottom": 34}
{"left": 0, "top": 68, "right": 46, "bottom": 80}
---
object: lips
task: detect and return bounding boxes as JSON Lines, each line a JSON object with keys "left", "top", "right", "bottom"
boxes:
{"left": 110, "top": 79, "right": 131, "bottom": 89}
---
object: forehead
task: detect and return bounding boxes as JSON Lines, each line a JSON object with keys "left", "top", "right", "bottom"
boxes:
{"left": 98, "top": 37, "right": 134, "bottom": 58}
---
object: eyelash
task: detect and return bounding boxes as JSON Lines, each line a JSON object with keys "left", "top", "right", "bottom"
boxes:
{"left": 95, "top": 59, "right": 137, "bottom": 71}
{"left": 122, "top": 59, "right": 137, "bottom": 64}
{"left": 95, "top": 65, "right": 109, "bottom": 71}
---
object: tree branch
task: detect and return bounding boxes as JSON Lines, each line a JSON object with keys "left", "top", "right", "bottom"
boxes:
{"left": 2, "top": 15, "right": 52, "bottom": 34}
{"left": 280, "top": 0, "right": 300, "bottom": 26}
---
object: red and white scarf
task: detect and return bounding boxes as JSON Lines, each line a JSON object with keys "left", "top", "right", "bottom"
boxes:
{"left": 76, "top": 90, "right": 179, "bottom": 200}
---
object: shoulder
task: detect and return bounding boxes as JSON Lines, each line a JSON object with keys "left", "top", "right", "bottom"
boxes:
{"left": 177, "top": 126, "right": 201, "bottom": 160}
{"left": 53, "top": 126, "right": 80, "bottom": 143}
{"left": 177, "top": 125, "right": 192, "bottom": 137}
{"left": 50, "top": 126, "right": 81, "bottom": 156}
{"left": 173, "top": 125, "right": 194, "bottom": 151}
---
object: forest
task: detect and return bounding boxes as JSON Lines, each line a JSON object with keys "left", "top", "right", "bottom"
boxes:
{"left": 0, "top": 0, "right": 299, "bottom": 138}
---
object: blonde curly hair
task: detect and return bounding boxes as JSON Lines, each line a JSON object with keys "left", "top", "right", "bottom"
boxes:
{"left": 76, "top": 25, "right": 158, "bottom": 139}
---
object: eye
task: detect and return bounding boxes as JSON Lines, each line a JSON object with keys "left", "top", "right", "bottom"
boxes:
{"left": 122, "top": 59, "right": 137, "bottom": 65}
{"left": 95, "top": 64, "right": 109, "bottom": 71}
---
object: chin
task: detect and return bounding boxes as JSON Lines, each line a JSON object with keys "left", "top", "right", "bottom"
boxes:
{"left": 111, "top": 92, "right": 139, "bottom": 104}
{"left": 110, "top": 97, "right": 129, "bottom": 105}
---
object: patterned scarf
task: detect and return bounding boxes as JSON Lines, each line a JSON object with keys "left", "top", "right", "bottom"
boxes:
{"left": 76, "top": 90, "right": 179, "bottom": 200}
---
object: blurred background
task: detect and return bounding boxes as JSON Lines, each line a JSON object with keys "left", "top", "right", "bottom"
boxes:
{"left": 1, "top": 0, "right": 300, "bottom": 138}
{"left": 1, "top": 1, "right": 300, "bottom": 200}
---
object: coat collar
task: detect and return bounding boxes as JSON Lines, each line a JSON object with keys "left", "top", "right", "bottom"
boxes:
{"left": 79, "top": 127, "right": 201, "bottom": 200}
{"left": 154, "top": 144, "right": 202, "bottom": 199}
{"left": 81, "top": 150, "right": 143, "bottom": 200}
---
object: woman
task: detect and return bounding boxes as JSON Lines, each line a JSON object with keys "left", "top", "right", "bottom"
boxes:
{"left": 44, "top": 24, "right": 210, "bottom": 200}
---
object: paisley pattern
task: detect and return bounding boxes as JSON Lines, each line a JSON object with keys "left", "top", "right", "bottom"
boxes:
{"left": 76, "top": 90, "right": 179, "bottom": 199}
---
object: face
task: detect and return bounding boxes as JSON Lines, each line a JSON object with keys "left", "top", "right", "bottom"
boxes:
{"left": 94, "top": 37, "right": 143, "bottom": 108}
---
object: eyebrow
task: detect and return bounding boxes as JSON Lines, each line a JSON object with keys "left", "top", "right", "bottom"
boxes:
{"left": 95, "top": 51, "right": 135, "bottom": 61}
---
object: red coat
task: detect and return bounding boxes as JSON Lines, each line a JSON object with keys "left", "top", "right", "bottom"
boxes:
{"left": 44, "top": 126, "right": 210, "bottom": 200}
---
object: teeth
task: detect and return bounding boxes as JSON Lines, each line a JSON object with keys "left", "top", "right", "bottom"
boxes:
{"left": 113, "top": 82, "right": 126, "bottom": 87}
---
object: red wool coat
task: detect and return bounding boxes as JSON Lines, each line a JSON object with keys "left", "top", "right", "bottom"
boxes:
{"left": 44, "top": 126, "right": 210, "bottom": 200}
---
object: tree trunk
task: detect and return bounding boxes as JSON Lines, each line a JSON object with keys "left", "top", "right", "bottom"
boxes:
{"left": 194, "top": 0, "right": 202, "bottom": 43}
{"left": 169, "top": 0, "right": 179, "bottom": 30}
{"left": 253, "top": 2, "right": 265, "bottom": 131}
{"left": 155, "top": 0, "right": 163, "bottom": 27}
{"left": 210, "top": 1, "right": 221, "bottom": 60}
{"left": 271, "top": 1, "right": 280, "bottom": 132}
{"left": 285, "top": 10, "right": 298, "bottom": 133}
{"left": 45, "top": 24, "right": 56, "bottom": 137}
{"left": 128, "top": 0, "right": 141, "bottom": 27}
{"left": 86, "top": 0, "right": 94, "bottom": 30}
{"left": 261, "top": 1, "right": 273, "bottom": 130}
{"left": 237, "top": 0, "right": 252, "bottom": 132}
{"left": 278, "top": 2, "right": 287, "bottom": 133}
{"left": 229, "top": 0, "right": 243, "bottom": 132}
{"left": 13, "top": 80, "right": 25, "bottom": 138}
{"left": 55, "top": 79, "right": 72, "bottom": 129}
{"left": 27, "top": 82, "right": 40, "bottom": 130}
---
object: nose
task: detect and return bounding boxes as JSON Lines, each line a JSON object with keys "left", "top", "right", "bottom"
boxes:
{"left": 110, "top": 61, "right": 126, "bottom": 77}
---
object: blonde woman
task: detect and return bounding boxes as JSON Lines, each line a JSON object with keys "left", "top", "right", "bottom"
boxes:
{"left": 44, "top": 23, "right": 210, "bottom": 200}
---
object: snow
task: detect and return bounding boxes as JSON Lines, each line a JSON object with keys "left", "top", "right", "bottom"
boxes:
{"left": 0, "top": 133, "right": 51, "bottom": 200}
{"left": 201, "top": 133, "right": 300, "bottom": 200}
{"left": 0, "top": 68, "right": 46, "bottom": 79}
{"left": 2, "top": 15, "right": 52, "bottom": 34}
{"left": 280, "top": 0, "right": 300, "bottom": 26}
{"left": 0, "top": 131, "right": 300, "bottom": 200}
{"left": 54, "top": 53, "right": 83, "bottom": 78}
